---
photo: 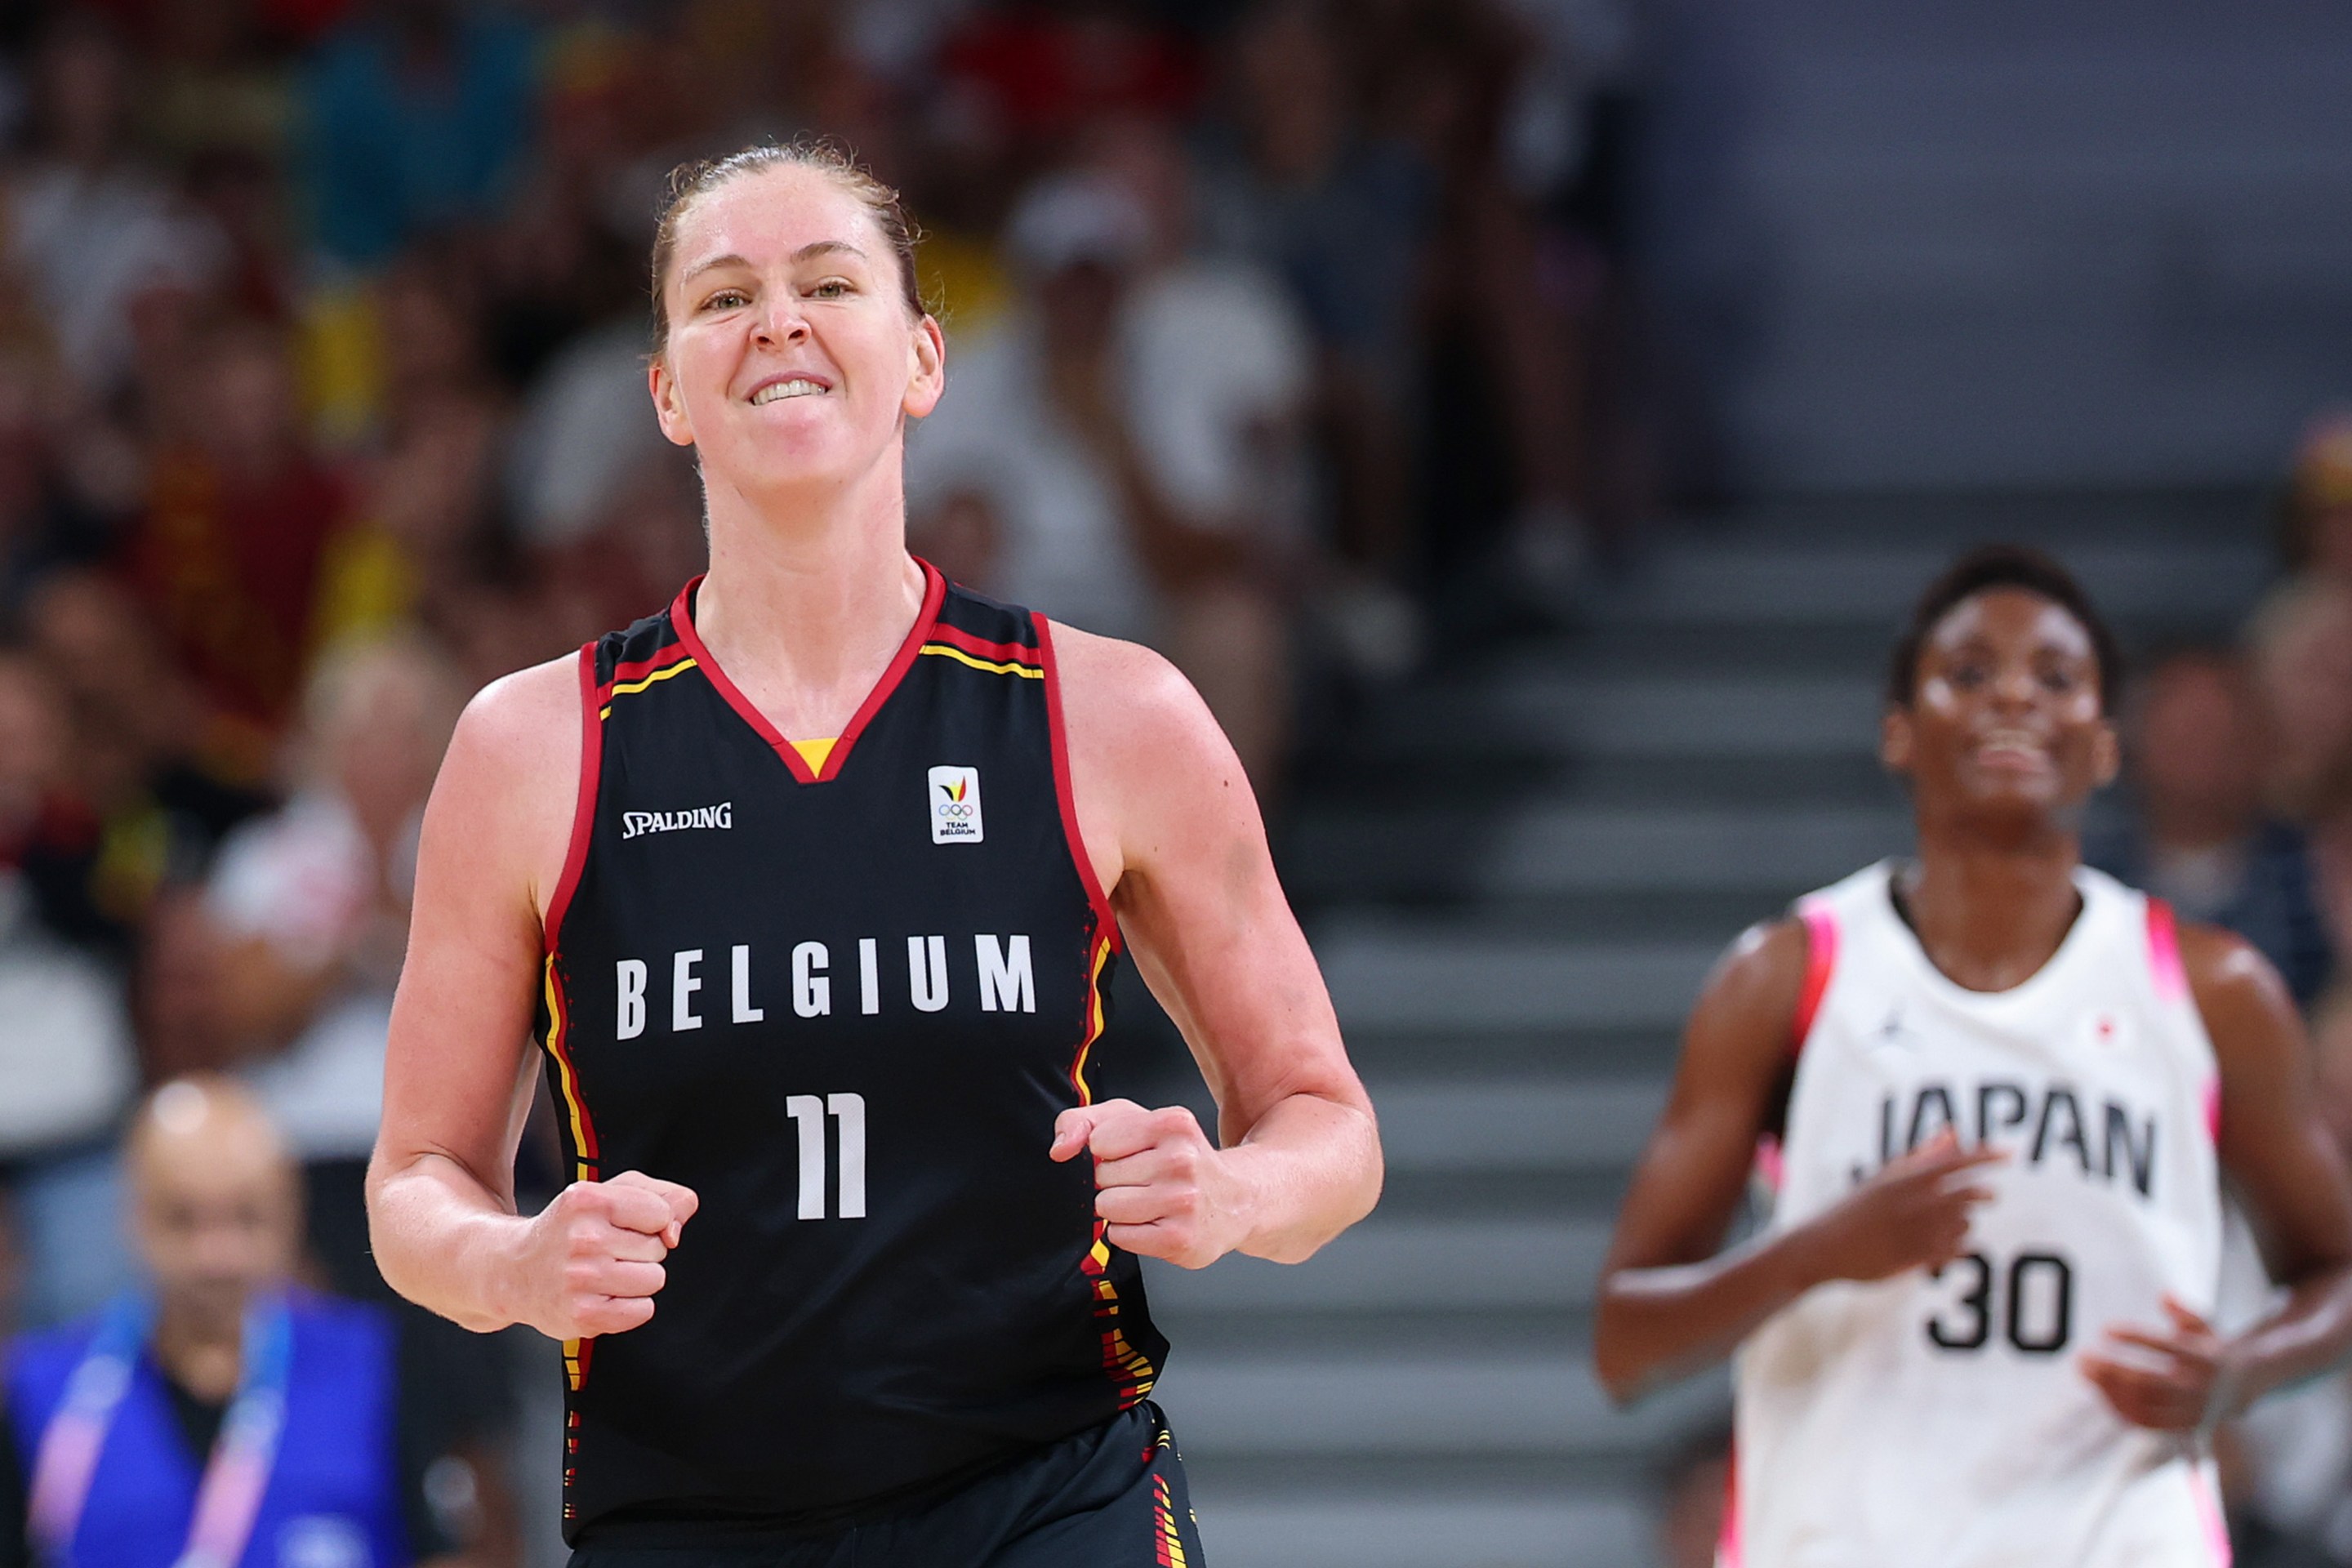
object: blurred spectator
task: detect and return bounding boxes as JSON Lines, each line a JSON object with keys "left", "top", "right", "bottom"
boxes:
{"left": 125, "top": 316, "right": 354, "bottom": 775}
{"left": 301, "top": 0, "right": 538, "bottom": 269}
{"left": 1, "top": 1076, "right": 505, "bottom": 1568}
{"left": 19, "top": 570, "right": 266, "bottom": 962}
{"left": 0, "top": 651, "right": 137, "bottom": 1329}
{"left": 1198, "top": 0, "right": 1432, "bottom": 599}
{"left": 1383, "top": 0, "right": 1612, "bottom": 595}
{"left": 2249, "top": 581, "right": 2352, "bottom": 969}
{"left": 2089, "top": 647, "right": 2335, "bottom": 1007}
{"left": 203, "top": 633, "right": 461, "bottom": 1300}
{"left": 143, "top": 0, "right": 296, "bottom": 171}
{"left": 2281, "top": 410, "right": 2352, "bottom": 594}
{"left": 502, "top": 317, "right": 670, "bottom": 561}
{"left": 3, "top": 12, "right": 226, "bottom": 403}
{"left": 911, "top": 166, "right": 1293, "bottom": 791}
{"left": 938, "top": 0, "right": 1202, "bottom": 153}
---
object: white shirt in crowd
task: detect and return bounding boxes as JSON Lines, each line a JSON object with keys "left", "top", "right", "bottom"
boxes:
{"left": 205, "top": 791, "right": 411, "bottom": 1163}
{"left": 908, "top": 256, "right": 1309, "bottom": 642}
{"left": 0, "top": 869, "right": 133, "bottom": 1156}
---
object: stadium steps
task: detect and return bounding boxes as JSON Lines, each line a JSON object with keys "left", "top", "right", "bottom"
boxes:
{"left": 1147, "top": 493, "right": 2272, "bottom": 1568}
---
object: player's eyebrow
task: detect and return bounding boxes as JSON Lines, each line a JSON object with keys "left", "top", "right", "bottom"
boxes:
{"left": 680, "top": 242, "right": 870, "bottom": 286}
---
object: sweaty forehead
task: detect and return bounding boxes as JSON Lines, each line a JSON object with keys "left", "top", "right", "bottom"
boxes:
{"left": 670, "top": 166, "right": 879, "bottom": 280}
{"left": 1925, "top": 587, "right": 2095, "bottom": 661}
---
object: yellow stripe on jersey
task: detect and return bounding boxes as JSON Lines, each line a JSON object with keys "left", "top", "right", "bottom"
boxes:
{"left": 541, "top": 953, "right": 595, "bottom": 1184}
{"left": 791, "top": 737, "right": 837, "bottom": 773}
{"left": 599, "top": 657, "right": 699, "bottom": 716}
{"left": 919, "top": 644, "right": 1045, "bottom": 679}
{"left": 1069, "top": 937, "right": 1116, "bottom": 1105}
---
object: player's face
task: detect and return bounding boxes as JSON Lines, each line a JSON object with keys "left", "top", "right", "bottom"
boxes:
{"left": 1882, "top": 588, "right": 2119, "bottom": 822}
{"left": 649, "top": 165, "right": 944, "bottom": 503}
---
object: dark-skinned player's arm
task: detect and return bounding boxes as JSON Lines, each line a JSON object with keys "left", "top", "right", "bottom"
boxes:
{"left": 2080, "top": 925, "right": 2352, "bottom": 1432}
{"left": 1593, "top": 919, "right": 2004, "bottom": 1405}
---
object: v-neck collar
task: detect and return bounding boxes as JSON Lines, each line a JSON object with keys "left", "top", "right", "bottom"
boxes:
{"left": 668, "top": 559, "right": 945, "bottom": 784}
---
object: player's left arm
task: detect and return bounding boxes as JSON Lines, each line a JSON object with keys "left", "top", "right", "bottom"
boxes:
{"left": 2080, "top": 922, "right": 2352, "bottom": 1431}
{"left": 1044, "top": 621, "right": 1381, "bottom": 1268}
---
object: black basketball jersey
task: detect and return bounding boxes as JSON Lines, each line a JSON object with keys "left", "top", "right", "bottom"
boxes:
{"left": 534, "top": 562, "right": 1165, "bottom": 1541}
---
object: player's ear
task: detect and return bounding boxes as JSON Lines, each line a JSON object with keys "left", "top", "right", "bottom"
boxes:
{"left": 649, "top": 354, "right": 695, "bottom": 447}
{"left": 2090, "top": 717, "right": 2121, "bottom": 790}
{"left": 903, "top": 314, "right": 945, "bottom": 420}
{"left": 1880, "top": 706, "right": 1914, "bottom": 776}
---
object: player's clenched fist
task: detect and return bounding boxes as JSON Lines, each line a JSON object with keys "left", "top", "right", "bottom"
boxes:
{"left": 1050, "top": 1100, "right": 1244, "bottom": 1270}
{"left": 1799, "top": 1130, "right": 2004, "bottom": 1284}
{"left": 511, "top": 1170, "right": 699, "bottom": 1340}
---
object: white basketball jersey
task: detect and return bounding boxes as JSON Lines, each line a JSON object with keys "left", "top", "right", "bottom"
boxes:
{"left": 1727, "top": 861, "right": 2231, "bottom": 1568}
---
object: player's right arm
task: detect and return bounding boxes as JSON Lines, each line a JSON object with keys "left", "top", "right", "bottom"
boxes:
{"left": 365, "top": 655, "right": 696, "bottom": 1341}
{"left": 1592, "top": 919, "right": 2001, "bottom": 1404}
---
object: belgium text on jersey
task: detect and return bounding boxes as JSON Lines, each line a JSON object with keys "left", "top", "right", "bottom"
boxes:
{"left": 613, "top": 933, "right": 1039, "bottom": 1039}
{"left": 621, "top": 802, "right": 733, "bottom": 840}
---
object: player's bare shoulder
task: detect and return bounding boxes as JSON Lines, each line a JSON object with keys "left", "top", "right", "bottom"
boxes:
{"left": 1045, "top": 621, "right": 1236, "bottom": 779}
{"left": 422, "top": 649, "right": 584, "bottom": 926}
{"left": 1043, "top": 619, "right": 1256, "bottom": 892}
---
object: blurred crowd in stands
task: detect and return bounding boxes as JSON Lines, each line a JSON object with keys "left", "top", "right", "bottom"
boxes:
{"left": 2119, "top": 412, "right": 2352, "bottom": 1568}
{"left": 0, "top": 0, "right": 1643, "bottom": 1561}
{"left": 2, "top": 0, "right": 2351, "bottom": 1563}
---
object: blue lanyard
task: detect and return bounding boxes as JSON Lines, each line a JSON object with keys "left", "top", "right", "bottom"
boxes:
{"left": 26, "top": 1293, "right": 296, "bottom": 1568}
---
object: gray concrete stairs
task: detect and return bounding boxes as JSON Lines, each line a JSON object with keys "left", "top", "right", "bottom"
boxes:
{"left": 1148, "top": 492, "right": 2274, "bottom": 1568}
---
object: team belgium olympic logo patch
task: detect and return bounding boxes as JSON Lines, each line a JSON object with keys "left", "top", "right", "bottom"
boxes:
{"left": 928, "top": 765, "right": 984, "bottom": 844}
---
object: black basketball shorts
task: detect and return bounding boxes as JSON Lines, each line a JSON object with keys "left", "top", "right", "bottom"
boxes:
{"left": 566, "top": 1405, "right": 1205, "bottom": 1568}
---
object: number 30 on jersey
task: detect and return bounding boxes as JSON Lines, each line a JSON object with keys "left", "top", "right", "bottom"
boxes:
{"left": 1926, "top": 1249, "right": 2074, "bottom": 1355}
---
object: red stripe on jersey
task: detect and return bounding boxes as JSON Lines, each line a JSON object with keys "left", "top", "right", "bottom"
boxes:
{"left": 606, "top": 642, "right": 693, "bottom": 693}
{"left": 926, "top": 620, "right": 1040, "bottom": 667}
{"left": 1035, "top": 612, "right": 1120, "bottom": 949}
{"left": 547, "top": 645, "right": 604, "bottom": 953}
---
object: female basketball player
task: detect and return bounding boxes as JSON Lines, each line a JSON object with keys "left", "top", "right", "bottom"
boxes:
{"left": 1595, "top": 547, "right": 2352, "bottom": 1566}
{"left": 364, "top": 144, "right": 1380, "bottom": 1566}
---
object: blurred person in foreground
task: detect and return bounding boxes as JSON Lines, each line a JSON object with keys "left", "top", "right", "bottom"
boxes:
{"left": 2, "top": 1077, "right": 487, "bottom": 1568}
{"left": 2090, "top": 648, "right": 2335, "bottom": 1008}
{"left": 909, "top": 164, "right": 1297, "bottom": 794}
{"left": 1597, "top": 547, "right": 2352, "bottom": 1566}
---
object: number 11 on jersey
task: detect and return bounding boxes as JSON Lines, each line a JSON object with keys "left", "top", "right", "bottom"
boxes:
{"left": 785, "top": 1094, "right": 866, "bottom": 1219}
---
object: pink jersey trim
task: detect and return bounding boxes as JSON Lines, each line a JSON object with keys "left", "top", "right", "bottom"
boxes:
{"left": 1791, "top": 901, "right": 1838, "bottom": 1057}
{"left": 2146, "top": 897, "right": 2189, "bottom": 1004}
{"left": 2194, "top": 1468, "right": 2234, "bottom": 1567}
{"left": 1716, "top": 1441, "right": 1742, "bottom": 1568}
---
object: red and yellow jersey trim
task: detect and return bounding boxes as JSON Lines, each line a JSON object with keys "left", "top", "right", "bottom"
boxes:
{"left": 544, "top": 646, "right": 608, "bottom": 1392}
{"left": 1069, "top": 933, "right": 1157, "bottom": 1406}
{"left": 919, "top": 621, "right": 1045, "bottom": 679}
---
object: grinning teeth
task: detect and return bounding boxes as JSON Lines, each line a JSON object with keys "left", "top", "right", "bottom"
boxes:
{"left": 752, "top": 379, "right": 825, "bottom": 405}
